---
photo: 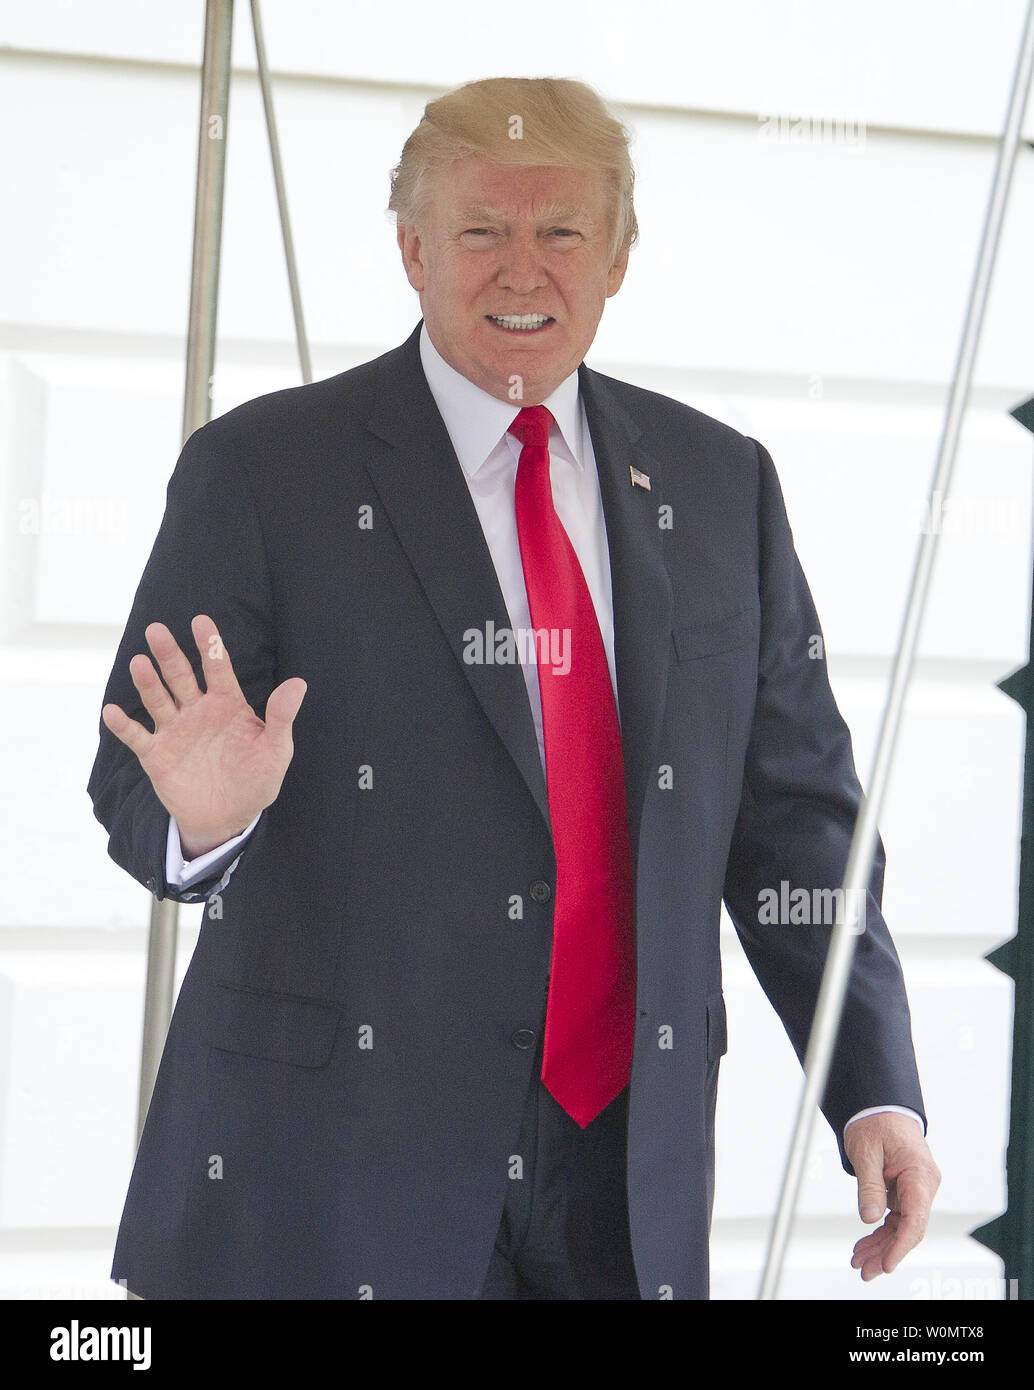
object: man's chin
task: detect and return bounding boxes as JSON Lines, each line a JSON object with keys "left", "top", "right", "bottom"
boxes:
{"left": 477, "top": 370, "right": 558, "bottom": 406}
{"left": 472, "top": 346, "right": 579, "bottom": 403}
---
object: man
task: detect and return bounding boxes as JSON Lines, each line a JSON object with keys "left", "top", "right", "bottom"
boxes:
{"left": 89, "top": 76, "right": 939, "bottom": 1300}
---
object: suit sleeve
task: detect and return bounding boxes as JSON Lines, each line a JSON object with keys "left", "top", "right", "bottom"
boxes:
{"left": 722, "top": 438, "right": 926, "bottom": 1172}
{"left": 87, "top": 421, "right": 278, "bottom": 903}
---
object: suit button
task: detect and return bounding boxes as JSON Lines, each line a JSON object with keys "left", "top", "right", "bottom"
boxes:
{"left": 530, "top": 881, "right": 551, "bottom": 903}
{"left": 510, "top": 1028, "right": 537, "bottom": 1050}
{"left": 145, "top": 877, "right": 156, "bottom": 893}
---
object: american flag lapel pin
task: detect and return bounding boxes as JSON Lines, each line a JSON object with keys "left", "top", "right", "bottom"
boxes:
{"left": 630, "top": 465, "right": 651, "bottom": 491}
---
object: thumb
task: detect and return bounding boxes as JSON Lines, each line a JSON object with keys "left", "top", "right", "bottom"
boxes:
{"left": 263, "top": 677, "right": 308, "bottom": 745}
{"left": 855, "top": 1151, "right": 889, "bottom": 1224}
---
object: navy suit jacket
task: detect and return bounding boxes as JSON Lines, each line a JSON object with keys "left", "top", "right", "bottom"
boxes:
{"left": 89, "top": 320, "right": 925, "bottom": 1299}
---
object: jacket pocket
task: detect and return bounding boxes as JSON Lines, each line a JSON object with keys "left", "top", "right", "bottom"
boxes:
{"left": 706, "top": 989, "right": 728, "bottom": 1062}
{"left": 203, "top": 980, "right": 341, "bottom": 1068}
{"left": 672, "top": 605, "right": 758, "bottom": 662}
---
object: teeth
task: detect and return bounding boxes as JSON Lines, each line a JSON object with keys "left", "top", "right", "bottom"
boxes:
{"left": 488, "top": 313, "right": 552, "bottom": 330}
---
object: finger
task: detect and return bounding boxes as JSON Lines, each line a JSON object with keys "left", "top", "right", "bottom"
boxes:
{"left": 144, "top": 621, "right": 202, "bottom": 707}
{"left": 881, "top": 1218, "right": 923, "bottom": 1274}
{"left": 102, "top": 702, "right": 154, "bottom": 759}
{"left": 861, "top": 1251, "right": 888, "bottom": 1282}
{"left": 851, "top": 1191, "right": 929, "bottom": 1279}
{"left": 262, "top": 677, "right": 308, "bottom": 748}
{"left": 192, "top": 614, "right": 245, "bottom": 700}
{"left": 851, "top": 1211, "right": 899, "bottom": 1264}
{"left": 127, "top": 652, "right": 177, "bottom": 728}
{"left": 880, "top": 1170, "right": 935, "bottom": 1273}
{"left": 852, "top": 1224, "right": 898, "bottom": 1281}
{"left": 854, "top": 1150, "right": 889, "bottom": 1225}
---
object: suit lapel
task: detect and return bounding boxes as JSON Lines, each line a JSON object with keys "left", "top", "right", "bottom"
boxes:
{"left": 361, "top": 324, "right": 673, "bottom": 866}
{"left": 579, "top": 364, "right": 673, "bottom": 867}
{"left": 363, "top": 325, "right": 551, "bottom": 829}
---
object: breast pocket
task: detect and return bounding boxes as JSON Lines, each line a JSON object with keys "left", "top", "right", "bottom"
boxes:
{"left": 671, "top": 604, "right": 759, "bottom": 663}
{"left": 203, "top": 981, "right": 341, "bottom": 1069}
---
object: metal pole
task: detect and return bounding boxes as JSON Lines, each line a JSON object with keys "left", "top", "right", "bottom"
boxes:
{"left": 250, "top": 0, "right": 312, "bottom": 383}
{"left": 137, "top": 0, "right": 234, "bottom": 1146}
{"left": 758, "top": 0, "right": 1034, "bottom": 1300}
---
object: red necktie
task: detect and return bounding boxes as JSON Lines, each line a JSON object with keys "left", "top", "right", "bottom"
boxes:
{"left": 509, "top": 405, "right": 636, "bottom": 1128}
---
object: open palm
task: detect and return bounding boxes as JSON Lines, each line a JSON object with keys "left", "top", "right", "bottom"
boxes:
{"left": 101, "top": 614, "right": 307, "bottom": 858}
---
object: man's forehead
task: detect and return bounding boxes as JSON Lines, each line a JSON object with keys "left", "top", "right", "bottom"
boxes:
{"left": 449, "top": 199, "right": 597, "bottom": 224}
{"left": 426, "top": 158, "right": 608, "bottom": 219}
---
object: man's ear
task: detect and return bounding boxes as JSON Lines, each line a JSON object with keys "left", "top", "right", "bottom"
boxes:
{"left": 397, "top": 223, "right": 425, "bottom": 292}
{"left": 606, "top": 249, "right": 629, "bottom": 298}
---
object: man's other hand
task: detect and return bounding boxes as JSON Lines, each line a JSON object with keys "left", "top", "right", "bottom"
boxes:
{"left": 101, "top": 614, "right": 307, "bottom": 858}
{"left": 845, "top": 1112, "right": 941, "bottom": 1281}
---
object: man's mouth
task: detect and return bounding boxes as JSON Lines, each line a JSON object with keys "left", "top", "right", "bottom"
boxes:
{"left": 485, "top": 313, "right": 555, "bottom": 332}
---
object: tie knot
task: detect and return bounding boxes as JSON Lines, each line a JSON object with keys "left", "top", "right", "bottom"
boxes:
{"left": 508, "top": 405, "right": 554, "bottom": 451}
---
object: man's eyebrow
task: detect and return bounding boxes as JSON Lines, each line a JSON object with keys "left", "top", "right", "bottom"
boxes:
{"left": 452, "top": 202, "right": 594, "bottom": 225}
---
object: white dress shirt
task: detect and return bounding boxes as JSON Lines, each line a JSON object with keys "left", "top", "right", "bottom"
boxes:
{"left": 164, "top": 323, "right": 923, "bottom": 1139}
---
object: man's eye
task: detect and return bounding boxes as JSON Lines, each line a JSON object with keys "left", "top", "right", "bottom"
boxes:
{"left": 462, "top": 228, "right": 495, "bottom": 236}
{"left": 550, "top": 229, "right": 580, "bottom": 238}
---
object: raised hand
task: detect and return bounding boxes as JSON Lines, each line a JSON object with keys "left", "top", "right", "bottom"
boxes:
{"left": 101, "top": 614, "right": 307, "bottom": 858}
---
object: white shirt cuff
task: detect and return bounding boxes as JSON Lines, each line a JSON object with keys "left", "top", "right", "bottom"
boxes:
{"left": 844, "top": 1104, "right": 925, "bottom": 1136}
{"left": 165, "top": 814, "right": 261, "bottom": 888}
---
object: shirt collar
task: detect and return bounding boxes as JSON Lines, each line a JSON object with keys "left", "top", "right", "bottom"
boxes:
{"left": 418, "top": 321, "right": 583, "bottom": 478}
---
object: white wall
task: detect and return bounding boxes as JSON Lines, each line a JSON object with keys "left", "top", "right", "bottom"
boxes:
{"left": 1, "top": 0, "right": 1030, "bottom": 1301}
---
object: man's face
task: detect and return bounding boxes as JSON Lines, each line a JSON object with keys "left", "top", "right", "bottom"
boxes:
{"left": 397, "top": 157, "right": 628, "bottom": 405}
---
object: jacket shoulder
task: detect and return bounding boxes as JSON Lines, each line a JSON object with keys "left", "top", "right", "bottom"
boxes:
{"left": 582, "top": 364, "right": 761, "bottom": 465}
{"left": 181, "top": 339, "right": 408, "bottom": 465}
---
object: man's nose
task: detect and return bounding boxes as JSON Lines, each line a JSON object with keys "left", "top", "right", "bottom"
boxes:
{"left": 497, "top": 236, "right": 548, "bottom": 294}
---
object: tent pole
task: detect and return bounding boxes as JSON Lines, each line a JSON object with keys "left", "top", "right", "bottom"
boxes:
{"left": 758, "top": 0, "right": 1034, "bottom": 1301}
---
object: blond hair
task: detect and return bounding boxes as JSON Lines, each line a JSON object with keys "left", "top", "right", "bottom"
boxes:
{"left": 388, "top": 76, "right": 638, "bottom": 261}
